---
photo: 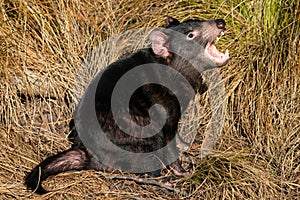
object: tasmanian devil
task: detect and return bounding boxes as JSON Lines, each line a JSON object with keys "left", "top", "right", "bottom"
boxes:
{"left": 25, "top": 17, "right": 229, "bottom": 194}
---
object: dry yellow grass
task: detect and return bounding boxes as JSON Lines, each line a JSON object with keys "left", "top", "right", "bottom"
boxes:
{"left": 0, "top": 0, "right": 299, "bottom": 199}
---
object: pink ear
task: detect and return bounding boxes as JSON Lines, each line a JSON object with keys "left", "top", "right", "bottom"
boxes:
{"left": 149, "top": 30, "right": 170, "bottom": 58}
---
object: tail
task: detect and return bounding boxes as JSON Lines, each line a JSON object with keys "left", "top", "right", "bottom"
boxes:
{"left": 24, "top": 148, "right": 90, "bottom": 194}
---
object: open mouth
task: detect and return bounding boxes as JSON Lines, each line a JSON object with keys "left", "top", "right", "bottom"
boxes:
{"left": 205, "top": 31, "right": 229, "bottom": 66}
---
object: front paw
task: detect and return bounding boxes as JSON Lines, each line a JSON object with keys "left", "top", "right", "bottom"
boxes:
{"left": 169, "top": 160, "right": 191, "bottom": 177}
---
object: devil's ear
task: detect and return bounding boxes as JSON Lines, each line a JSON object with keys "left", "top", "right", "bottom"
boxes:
{"left": 166, "top": 16, "right": 180, "bottom": 27}
{"left": 149, "top": 30, "right": 170, "bottom": 58}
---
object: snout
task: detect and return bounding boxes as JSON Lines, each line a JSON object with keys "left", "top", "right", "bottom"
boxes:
{"left": 204, "top": 19, "right": 229, "bottom": 67}
{"left": 215, "top": 19, "right": 226, "bottom": 29}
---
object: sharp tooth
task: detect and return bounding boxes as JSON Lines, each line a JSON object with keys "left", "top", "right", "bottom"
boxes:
{"left": 216, "top": 36, "right": 220, "bottom": 41}
{"left": 225, "top": 49, "right": 229, "bottom": 57}
{"left": 221, "top": 31, "right": 225, "bottom": 36}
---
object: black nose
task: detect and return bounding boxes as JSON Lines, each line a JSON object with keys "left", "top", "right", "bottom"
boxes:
{"left": 215, "top": 19, "right": 226, "bottom": 29}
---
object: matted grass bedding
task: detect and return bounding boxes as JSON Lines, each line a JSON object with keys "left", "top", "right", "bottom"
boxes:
{"left": 0, "top": 0, "right": 299, "bottom": 199}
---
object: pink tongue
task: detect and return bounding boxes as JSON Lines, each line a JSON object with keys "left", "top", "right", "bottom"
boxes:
{"left": 208, "top": 44, "right": 223, "bottom": 58}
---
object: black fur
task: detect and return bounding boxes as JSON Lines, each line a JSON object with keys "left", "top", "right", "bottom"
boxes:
{"left": 25, "top": 17, "right": 228, "bottom": 194}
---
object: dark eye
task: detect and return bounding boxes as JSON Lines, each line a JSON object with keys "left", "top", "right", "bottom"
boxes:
{"left": 187, "top": 32, "right": 195, "bottom": 40}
